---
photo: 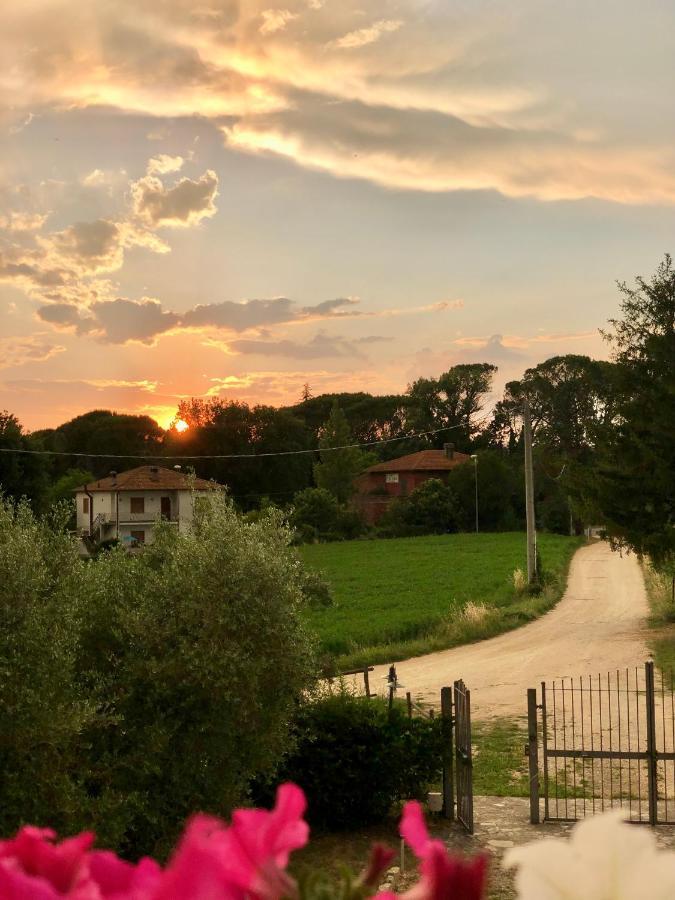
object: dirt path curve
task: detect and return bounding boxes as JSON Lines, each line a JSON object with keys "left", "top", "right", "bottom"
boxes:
{"left": 368, "top": 541, "right": 651, "bottom": 719}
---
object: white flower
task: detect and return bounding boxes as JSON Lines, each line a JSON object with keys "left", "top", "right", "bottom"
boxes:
{"left": 504, "top": 809, "right": 675, "bottom": 899}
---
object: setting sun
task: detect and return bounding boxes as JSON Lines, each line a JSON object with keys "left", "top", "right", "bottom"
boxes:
{"left": 174, "top": 419, "right": 190, "bottom": 433}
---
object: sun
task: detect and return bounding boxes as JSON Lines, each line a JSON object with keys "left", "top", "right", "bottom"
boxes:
{"left": 174, "top": 419, "right": 190, "bottom": 433}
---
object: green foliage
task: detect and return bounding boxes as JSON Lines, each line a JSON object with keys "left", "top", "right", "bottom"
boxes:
{"left": 580, "top": 255, "right": 675, "bottom": 568}
{"left": 300, "top": 568, "right": 334, "bottom": 609}
{"left": 0, "top": 498, "right": 96, "bottom": 837}
{"left": 314, "top": 402, "right": 373, "bottom": 504}
{"left": 381, "top": 478, "right": 460, "bottom": 537}
{"left": 406, "top": 364, "right": 497, "bottom": 451}
{"left": 265, "top": 689, "right": 443, "bottom": 829}
{"left": 0, "top": 492, "right": 317, "bottom": 859}
{"left": 447, "top": 452, "right": 522, "bottom": 532}
{"left": 300, "top": 532, "right": 581, "bottom": 666}
{"left": 291, "top": 487, "right": 364, "bottom": 543}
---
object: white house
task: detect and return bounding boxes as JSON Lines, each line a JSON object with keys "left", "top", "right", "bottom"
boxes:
{"left": 75, "top": 465, "right": 222, "bottom": 550}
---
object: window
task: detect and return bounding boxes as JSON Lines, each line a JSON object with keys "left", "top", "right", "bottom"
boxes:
{"left": 130, "top": 530, "right": 145, "bottom": 544}
{"left": 385, "top": 473, "right": 399, "bottom": 484}
{"left": 130, "top": 497, "right": 145, "bottom": 514}
{"left": 82, "top": 496, "right": 89, "bottom": 514}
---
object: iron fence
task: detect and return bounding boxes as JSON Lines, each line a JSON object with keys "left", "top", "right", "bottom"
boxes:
{"left": 529, "top": 661, "right": 675, "bottom": 825}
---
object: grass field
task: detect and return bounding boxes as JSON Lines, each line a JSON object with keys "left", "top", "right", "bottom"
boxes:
{"left": 300, "top": 532, "right": 581, "bottom": 670}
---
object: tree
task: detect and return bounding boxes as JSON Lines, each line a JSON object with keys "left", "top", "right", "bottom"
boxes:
{"left": 0, "top": 411, "right": 51, "bottom": 509}
{"left": 581, "top": 256, "right": 675, "bottom": 567}
{"left": 405, "top": 364, "right": 497, "bottom": 451}
{"left": 499, "top": 356, "right": 617, "bottom": 456}
{"left": 313, "top": 402, "right": 372, "bottom": 503}
{"left": 383, "top": 478, "right": 460, "bottom": 536}
{"left": 0, "top": 491, "right": 317, "bottom": 858}
{"left": 446, "top": 451, "right": 522, "bottom": 531}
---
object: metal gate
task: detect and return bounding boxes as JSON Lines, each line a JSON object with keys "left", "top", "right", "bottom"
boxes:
{"left": 454, "top": 679, "right": 474, "bottom": 833}
{"left": 528, "top": 661, "right": 675, "bottom": 825}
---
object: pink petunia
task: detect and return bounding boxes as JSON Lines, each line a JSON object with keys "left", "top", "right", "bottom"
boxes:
{"left": 155, "top": 783, "right": 309, "bottom": 900}
{"left": 0, "top": 825, "right": 95, "bottom": 898}
{"left": 396, "top": 802, "right": 487, "bottom": 900}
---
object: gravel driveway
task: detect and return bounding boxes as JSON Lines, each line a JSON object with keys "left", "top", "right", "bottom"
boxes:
{"left": 368, "top": 541, "right": 650, "bottom": 719}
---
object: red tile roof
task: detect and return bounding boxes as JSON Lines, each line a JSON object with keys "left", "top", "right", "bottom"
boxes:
{"left": 364, "top": 449, "right": 471, "bottom": 473}
{"left": 78, "top": 465, "right": 222, "bottom": 492}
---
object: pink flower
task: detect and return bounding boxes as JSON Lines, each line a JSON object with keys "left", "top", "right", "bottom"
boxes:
{"left": 0, "top": 825, "right": 161, "bottom": 900}
{"left": 0, "top": 825, "right": 94, "bottom": 898}
{"left": 396, "top": 802, "right": 487, "bottom": 900}
{"left": 155, "top": 783, "right": 309, "bottom": 900}
{"left": 87, "top": 852, "right": 162, "bottom": 899}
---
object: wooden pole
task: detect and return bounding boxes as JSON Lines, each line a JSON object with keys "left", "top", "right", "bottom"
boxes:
{"left": 406, "top": 691, "right": 412, "bottom": 719}
{"left": 523, "top": 399, "right": 537, "bottom": 584}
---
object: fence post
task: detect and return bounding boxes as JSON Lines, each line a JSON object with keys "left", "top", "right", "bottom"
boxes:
{"left": 363, "top": 667, "right": 371, "bottom": 698}
{"left": 527, "top": 688, "right": 540, "bottom": 824}
{"left": 441, "top": 686, "right": 454, "bottom": 820}
{"left": 645, "top": 661, "right": 658, "bottom": 826}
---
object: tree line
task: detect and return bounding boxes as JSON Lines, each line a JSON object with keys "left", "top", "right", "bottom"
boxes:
{"left": 1, "top": 256, "right": 674, "bottom": 573}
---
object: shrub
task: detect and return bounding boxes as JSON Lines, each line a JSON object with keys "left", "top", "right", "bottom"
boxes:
{"left": 259, "top": 687, "right": 443, "bottom": 829}
{"left": 0, "top": 492, "right": 317, "bottom": 859}
{"left": 291, "top": 488, "right": 341, "bottom": 540}
{"left": 380, "top": 478, "right": 460, "bottom": 537}
{"left": 290, "top": 487, "right": 365, "bottom": 542}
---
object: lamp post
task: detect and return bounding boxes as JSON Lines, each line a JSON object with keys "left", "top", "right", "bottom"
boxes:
{"left": 470, "top": 454, "right": 478, "bottom": 533}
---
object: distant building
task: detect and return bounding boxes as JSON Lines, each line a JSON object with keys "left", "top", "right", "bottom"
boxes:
{"left": 353, "top": 443, "right": 470, "bottom": 525}
{"left": 75, "top": 465, "right": 222, "bottom": 551}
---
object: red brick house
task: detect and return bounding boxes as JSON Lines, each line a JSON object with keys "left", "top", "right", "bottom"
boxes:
{"left": 353, "top": 443, "right": 470, "bottom": 525}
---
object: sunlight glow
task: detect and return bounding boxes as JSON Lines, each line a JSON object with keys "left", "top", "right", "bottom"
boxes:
{"left": 174, "top": 419, "right": 190, "bottom": 433}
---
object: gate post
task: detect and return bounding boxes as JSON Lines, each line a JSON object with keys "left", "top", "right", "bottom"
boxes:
{"left": 527, "top": 688, "right": 540, "bottom": 824}
{"left": 645, "top": 661, "right": 658, "bottom": 826}
{"left": 441, "top": 686, "right": 454, "bottom": 819}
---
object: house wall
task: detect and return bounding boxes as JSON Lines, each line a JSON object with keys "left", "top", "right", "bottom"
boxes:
{"left": 75, "top": 491, "right": 112, "bottom": 532}
{"left": 76, "top": 488, "right": 214, "bottom": 541}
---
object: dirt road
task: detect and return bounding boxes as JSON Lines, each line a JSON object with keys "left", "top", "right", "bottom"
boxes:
{"left": 369, "top": 541, "right": 651, "bottom": 719}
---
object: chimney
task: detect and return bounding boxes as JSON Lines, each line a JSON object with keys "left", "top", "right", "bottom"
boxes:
{"left": 150, "top": 465, "right": 159, "bottom": 481}
{"left": 443, "top": 442, "right": 455, "bottom": 460}
{"left": 109, "top": 470, "right": 117, "bottom": 485}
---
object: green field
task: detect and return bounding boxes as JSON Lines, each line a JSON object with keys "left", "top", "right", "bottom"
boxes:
{"left": 300, "top": 532, "right": 581, "bottom": 669}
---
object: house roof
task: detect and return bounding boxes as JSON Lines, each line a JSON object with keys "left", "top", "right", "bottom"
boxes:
{"left": 77, "top": 465, "right": 223, "bottom": 493}
{"left": 363, "top": 449, "right": 471, "bottom": 474}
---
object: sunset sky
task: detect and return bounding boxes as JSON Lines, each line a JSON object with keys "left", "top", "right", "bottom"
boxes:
{"left": 2, "top": 1, "right": 675, "bottom": 430}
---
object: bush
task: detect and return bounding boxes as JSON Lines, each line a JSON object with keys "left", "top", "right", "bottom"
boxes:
{"left": 291, "top": 487, "right": 365, "bottom": 542}
{"left": 260, "top": 687, "right": 443, "bottom": 829}
{"left": 380, "top": 478, "right": 460, "bottom": 537}
{"left": 0, "top": 492, "right": 317, "bottom": 859}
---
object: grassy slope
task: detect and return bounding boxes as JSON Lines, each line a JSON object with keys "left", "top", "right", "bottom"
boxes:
{"left": 642, "top": 562, "right": 675, "bottom": 671}
{"left": 300, "top": 532, "right": 581, "bottom": 670}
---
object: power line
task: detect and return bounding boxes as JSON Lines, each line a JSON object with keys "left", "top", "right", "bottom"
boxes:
{"left": 0, "top": 422, "right": 482, "bottom": 462}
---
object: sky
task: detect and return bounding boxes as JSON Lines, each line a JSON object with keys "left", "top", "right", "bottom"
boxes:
{"left": 1, "top": 1, "right": 675, "bottom": 431}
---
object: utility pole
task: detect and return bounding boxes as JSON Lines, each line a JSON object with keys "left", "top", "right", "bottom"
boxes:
{"left": 523, "top": 399, "right": 537, "bottom": 584}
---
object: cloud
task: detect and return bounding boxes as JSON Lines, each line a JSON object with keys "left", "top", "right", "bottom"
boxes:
{"left": 182, "top": 296, "right": 359, "bottom": 331}
{"left": 332, "top": 19, "right": 403, "bottom": 50}
{"left": 3, "top": 2, "right": 675, "bottom": 204}
{"left": 0, "top": 211, "right": 48, "bottom": 232}
{"left": 226, "top": 332, "right": 391, "bottom": 358}
{"left": 88, "top": 298, "right": 181, "bottom": 344}
{"left": 0, "top": 335, "right": 65, "bottom": 369}
{"left": 131, "top": 170, "right": 219, "bottom": 227}
{"left": 146, "top": 154, "right": 185, "bottom": 175}
{"left": 260, "top": 9, "right": 298, "bottom": 35}
{"left": 0, "top": 161, "right": 218, "bottom": 309}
